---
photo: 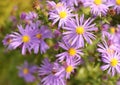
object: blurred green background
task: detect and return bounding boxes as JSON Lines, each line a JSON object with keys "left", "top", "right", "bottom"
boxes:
{"left": 0, "top": 0, "right": 35, "bottom": 85}
{"left": 0, "top": 0, "right": 119, "bottom": 85}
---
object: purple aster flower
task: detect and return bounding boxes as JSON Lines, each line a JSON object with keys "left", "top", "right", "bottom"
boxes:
{"left": 20, "top": 12, "right": 38, "bottom": 24}
{"left": 83, "top": 0, "right": 110, "bottom": 16}
{"left": 47, "top": 1, "right": 65, "bottom": 11}
{"left": 101, "top": 52, "right": 120, "bottom": 76}
{"left": 31, "top": 24, "right": 52, "bottom": 54}
{"left": 17, "top": 61, "right": 37, "bottom": 82}
{"left": 53, "top": 43, "right": 60, "bottom": 51}
{"left": 63, "top": 14, "right": 97, "bottom": 47}
{"left": 20, "top": 12, "right": 27, "bottom": 20}
{"left": 49, "top": 5, "right": 75, "bottom": 28}
{"left": 111, "top": 25, "right": 120, "bottom": 44}
{"left": 25, "top": 12, "right": 38, "bottom": 20}
{"left": 38, "top": 58, "right": 66, "bottom": 85}
{"left": 56, "top": 40, "right": 83, "bottom": 62}
{"left": 108, "top": 0, "right": 120, "bottom": 14}
{"left": 61, "top": 0, "right": 78, "bottom": 7}
{"left": 97, "top": 39, "right": 120, "bottom": 55}
{"left": 108, "top": 26, "right": 120, "bottom": 41}
{"left": 62, "top": 57, "right": 81, "bottom": 79}
{"left": 101, "top": 24, "right": 110, "bottom": 38}
{"left": 53, "top": 29, "right": 62, "bottom": 38}
{"left": 2, "top": 34, "right": 14, "bottom": 50}
{"left": 10, "top": 25, "right": 37, "bottom": 55}
{"left": 101, "top": 24, "right": 120, "bottom": 42}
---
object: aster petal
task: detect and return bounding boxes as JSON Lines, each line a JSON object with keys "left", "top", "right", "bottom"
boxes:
{"left": 111, "top": 67, "right": 115, "bottom": 76}
{"left": 101, "top": 64, "right": 110, "bottom": 71}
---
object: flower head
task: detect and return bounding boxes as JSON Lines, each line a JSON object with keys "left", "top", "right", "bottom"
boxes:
{"left": 97, "top": 39, "right": 120, "bottom": 56}
{"left": 101, "top": 52, "right": 120, "bottom": 76}
{"left": 47, "top": 1, "right": 65, "bottom": 10}
{"left": 101, "top": 24, "right": 110, "bottom": 38}
{"left": 31, "top": 24, "right": 52, "bottom": 54}
{"left": 101, "top": 24, "right": 120, "bottom": 43}
{"left": 49, "top": 5, "right": 75, "bottom": 28}
{"left": 9, "top": 25, "right": 37, "bottom": 55}
{"left": 20, "top": 12, "right": 27, "bottom": 20}
{"left": 38, "top": 58, "right": 66, "bottom": 85}
{"left": 108, "top": 0, "right": 120, "bottom": 14}
{"left": 63, "top": 57, "right": 81, "bottom": 79}
{"left": 63, "top": 14, "right": 97, "bottom": 47}
{"left": 56, "top": 40, "right": 83, "bottom": 62}
{"left": 83, "top": 0, "right": 110, "bottom": 16}
{"left": 2, "top": 34, "right": 14, "bottom": 50}
{"left": 20, "top": 12, "right": 38, "bottom": 24}
{"left": 25, "top": 12, "right": 38, "bottom": 20}
{"left": 17, "top": 61, "right": 37, "bottom": 82}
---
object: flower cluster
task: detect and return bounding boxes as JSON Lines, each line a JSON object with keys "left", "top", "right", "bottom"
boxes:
{"left": 38, "top": 57, "right": 81, "bottom": 85}
{"left": 3, "top": 12, "right": 52, "bottom": 55}
{"left": 98, "top": 24, "right": 120, "bottom": 76}
{"left": 2, "top": 0, "right": 120, "bottom": 85}
{"left": 38, "top": 0, "right": 98, "bottom": 85}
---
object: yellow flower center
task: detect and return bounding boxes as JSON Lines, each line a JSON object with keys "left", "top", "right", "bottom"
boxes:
{"left": 107, "top": 48, "right": 114, "bottom": 54}
{"left": 110, "top": 27, "right": 115, "bottom": 34}
{"left": 66, "top": 65, "right": 73, "bottom": 73}
{"left": 68, "top": 48, "right": 76, "bottom": 56}
{"left": 23, "top": 68, "right": 29, "bottom": 75}
{"left": 36, "top": 33, "right": 42, "bottom": 39}
{"left": 94, "top": 0, "right": 102, "bottom": 5}
{"left": 110, "top": 58, "right": 118, "bottom": 67}
{"left": 59, "top": 11, "right": 67, "bottom": 19}
{"left": 116, "top": 0, "right": 120, "bottom": 5}
{"left": 76, "top": 26, "right": 84, "bottom": 35}
{"left": 22, "top": 35, "right": 30, "bottom": 43}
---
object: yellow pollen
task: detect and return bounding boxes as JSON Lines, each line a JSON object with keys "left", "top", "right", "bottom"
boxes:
{"left": 76, "top": 26, "right": 84, "bottom": 35}
{"left": 36, "top": 34, "right": 42, "bottom": 39}
{"left": 94, "top": 0, "right": 102, "bottom": 5}
{"left": 107, "top": 48, "right": 114, "bottom": 54}
{"left": 68, "top": 48, "right": 76, "bottom": 56}
{"left": 110, "top": 27, "right": 115, "bottom": 34}
{"left": 22, "top": 35, "right": 30, "bottom": 43}
{"left": 56, "top": 3, "right": 63, "bottom": 8}
{"left": 116, "top": 0, "right": 120, "bottom": 5}
{"left": 110, "top": 58, "right": 118, "bottom": 67}
{"left": 23, "top": 68, "right": 29, "bottom": 75}
{"left": 59, "top": 11, "right": 67, "bottom": 19}
{"left": 66, "top": 65, "right": 73, "bottom": 73}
